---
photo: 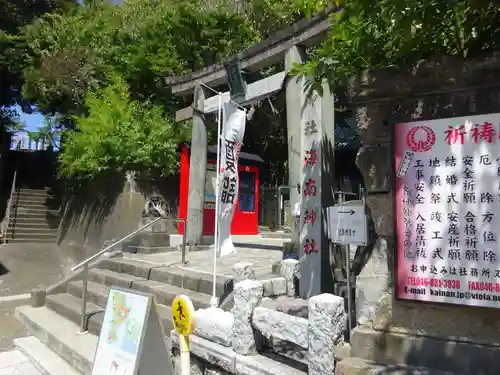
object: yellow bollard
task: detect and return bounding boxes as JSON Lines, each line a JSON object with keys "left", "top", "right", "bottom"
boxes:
{"left": 172, "top": 295, "right": 196, "bottom": 375}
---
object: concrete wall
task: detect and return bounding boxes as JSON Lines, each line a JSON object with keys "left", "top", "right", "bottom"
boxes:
{"left": 57, "top": 172, "right": 179, "bottom": 260}
{"left": 350, "top": 52, "right": 500, "bottom": 345}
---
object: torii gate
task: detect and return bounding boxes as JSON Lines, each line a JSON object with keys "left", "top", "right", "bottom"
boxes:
{"left": 166, "top": 9, "right": 336, "bottom": 297}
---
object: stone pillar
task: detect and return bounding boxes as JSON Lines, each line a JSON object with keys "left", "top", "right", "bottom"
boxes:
{"left": 285, "top": 46, "right": 305, "bottom": 208}
{"left": 280, "top": 259, "right": 299, "bottom": 297}
{"left": 319, "top": 80, "right": 336, "bottom": 294}
{"left": 298, "top": 79, "right": 336, "bottom": 298}
{"left": 186, "top": 85, "right": 207, "bottom": 245}
{"left": 231, "top": 279, "right": 263, "bottom": 355}
{"left": 308, "top": 294, "right": 345, "bottom": 375}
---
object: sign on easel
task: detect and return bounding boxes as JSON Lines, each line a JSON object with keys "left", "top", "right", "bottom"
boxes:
{"left": 91, "top": 287, "right": 173, "bottom": 375}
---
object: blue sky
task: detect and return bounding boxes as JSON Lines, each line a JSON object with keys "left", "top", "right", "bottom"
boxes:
{"left": 14, "top": 105, "right": 45, "bottom": 132}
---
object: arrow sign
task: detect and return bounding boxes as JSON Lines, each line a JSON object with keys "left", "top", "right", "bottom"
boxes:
{"left": 327, "top": 203, "right": 367, "bottom": 245}
{"left": 338, "top": 209, "right": 355, "bottom": 215}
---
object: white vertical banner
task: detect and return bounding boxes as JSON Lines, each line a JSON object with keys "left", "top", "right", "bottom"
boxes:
{"left": 217, "top": 100, "right": 247, "bottom": 257}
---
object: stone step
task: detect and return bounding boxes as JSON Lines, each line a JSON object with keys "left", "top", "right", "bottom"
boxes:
{"left": 9, "top": 215, "right": 57, "bottom": 223}
{"left": 6, "top": 232, "right": 58, "bottom": 240}
{"left": 7, "top": 227, "right": 58, "bottom": 234}
{"left": 14, "top": 336, "right": 82, "bottom": 375}
{"left": 15, "top": 188, "right": 54, "bottom": 196}
{"left": 98, "top": 258, "right": 233, "bottom": 297}
{"left": 12, "top": 194, "right": 59, "bottom": 204}
{"left": 125, "top": 232, "right": 171, "bottom": 247}
{"left": 16, "top": 305, "right": 96, "bottom": 375}
{"left": 7, "top": 238, "right": 57, "bottom": 243}
{"left": 350, "top": 326, "right": 498, "bottom": 374}
{"left": 335, "top": 357, "right": 465, "bottom": 375}
{"left": 65, "top": 280, "right": 175, "bottom": 335}
{"left": 8, "top": 222, "right": 58, "bottom": 229}
{"left": 12, "top": 207, "right": 60, "bottom": 215}
{"left": 46, "top": 293, "right": 105, "bottom": 336}
{"left": 123, "top": 245, "right": 176, "bottom": 254}
{"left": 260, "top": 230, "right": 291, "bottom": 239}
{"left": 13, "top": 202, "right": 59, "bottom": 210}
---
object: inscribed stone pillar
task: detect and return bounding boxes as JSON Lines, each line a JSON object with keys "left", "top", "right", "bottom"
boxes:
{"left": 186, "top": 85, "right": 207, "bottom": 245}
{"left": 298, "top": 79, "right": 335, "bottom": 298}
{"left": 285, "top": 46, "right": 305, "bottom": 207}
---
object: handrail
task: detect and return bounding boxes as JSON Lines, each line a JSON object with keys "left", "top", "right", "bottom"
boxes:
{"left": 2, "top": 170, "right": 18, "bottom": 244}
{"left": 75, "top": 215, "right": 187, "bottom": 334}
{"left": 71, "top": 216, "right": 186, "bottom": 272}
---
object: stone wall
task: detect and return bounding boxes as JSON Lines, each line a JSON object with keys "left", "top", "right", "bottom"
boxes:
{"left": 57, "top": 172, "right": 179, "bottom": 260}
{"left": 350, "top": 53, "right": 500, "bottom": 344}
{"left": 170, "top": 268, "right": 346, "bottom": 375}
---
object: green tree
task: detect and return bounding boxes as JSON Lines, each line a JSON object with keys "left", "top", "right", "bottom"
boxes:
{"left": 22, "top": 0, "right": 300, "bottom": 182}
{"left": 0, "top": 0, "right": 75, "bottom": 129}
{"left": 22, "top": 0, "right": 262, "bottom": 121}
{"left": 59, "top": 75, "right": 188, "bottom": 179}
{"left": 294, "top": 1, "right": 500, "bottom": 90}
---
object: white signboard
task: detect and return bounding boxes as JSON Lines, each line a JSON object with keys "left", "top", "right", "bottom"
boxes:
{"left": 328, "top": 204, "right": 367, "bottom": 245}
{"left": 92, "top": 288, "right": 172, "bottom": 375}
{"left": 396, "top": 113, "right": 500, "bottom": 308}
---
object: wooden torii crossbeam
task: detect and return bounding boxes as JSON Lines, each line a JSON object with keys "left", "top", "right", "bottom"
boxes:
{"left": 166, "top": 8, "right": 338, "bottom": 299}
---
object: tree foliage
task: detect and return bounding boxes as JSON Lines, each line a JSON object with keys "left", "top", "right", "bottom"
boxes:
{"left": 295, "top": 0, "right": 500, "bottom": 90}
{"left": 21, "top": 0, "right": 300, "bottom": 181}
{"left": 22, "top": 0, "right": 262, "bottom": 119}
{"left": 0, "top": 0, "right": 75, "bottom": 129}
{"left": 59, "top": 76, "right": 188, "bottom": 179}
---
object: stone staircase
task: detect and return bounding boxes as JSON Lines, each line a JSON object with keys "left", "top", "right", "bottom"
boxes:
{"left": 7, "top": 188, "right": 61, "bottom": 243}
{"left": 14, "top": 254, "right": 234, "bottom": 374}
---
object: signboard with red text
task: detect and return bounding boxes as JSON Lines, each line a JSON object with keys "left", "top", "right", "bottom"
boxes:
{"left": 395, "top": 114, "right": 500, "bottom": 308}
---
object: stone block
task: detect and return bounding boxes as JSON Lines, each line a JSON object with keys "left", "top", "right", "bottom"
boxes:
{"left": 280, "top": 259, "right": 300, "bottom": 297}
{"left": 233, "top": 263, "right": 256, "bottom": 280}
{"left": 260, "top": 296, "right": 309, "bottom": 318}
{"left": 350, "top": 325, "right": 500, "bottom": 375}
{"left": 204, "top": 365, "right": 232, "bottom": 375}
{"left": 171, "top": 348, "right": 205, "bottom": 375}
{"left": 252, "top": 307, "right": 308, "bottom": 349}
{"left": 194, "top": 308, "right": 234, "bottom": 347}
{"left": 282, "top": 242, "right": 299, "bottom": 260}
{"left": 31, "top": 289, "right": 46, "bottom": 307}
{"left": 171, "top": 331, "right": 237, "bottom": 373}
{"left": 261, "top": 277, "right": 286, "bottom": 297}
{"left": 235, "top": 353, "right": 307, "bottom": 375}
{"left": 366, "top": 194, "right": 393, "bottom": 237}
{"left": 308, "top": 294, "right": 346, "bottom": 375}
{"left": 232, "top": 280, "right": 264, "bottom": 355}
{"left": 355, "top": 236, "right": 391, "bottom": 325}
{"left": 355, "top": 145, "right": 392, "bottom": 193}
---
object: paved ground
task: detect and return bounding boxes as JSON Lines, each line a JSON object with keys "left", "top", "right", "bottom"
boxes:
{"left": 0, "top": 243, "right": 74, "bottom": 354}
{"left": 0, "top": 243, "right": 72, "bottom": 296}
{"left": 0, "top": 350, "right": 40, "bottom": 374}
{"left": 0, "top": 299, "right": 32, "bottom": 353}
{"left": 124, "top": 246, "right": 282, "bottom": 278}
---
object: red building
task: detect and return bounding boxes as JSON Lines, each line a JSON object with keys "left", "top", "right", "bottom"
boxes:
{"left": 178, "top": 144, "right": 263, "bottom": 237}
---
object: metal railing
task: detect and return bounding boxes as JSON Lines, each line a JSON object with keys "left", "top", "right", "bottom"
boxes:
{"left": 2, "top": 170, "right": 18, "bottom": 244}
{"left": 71, "top": 216, "right": 186, "bottom": 333}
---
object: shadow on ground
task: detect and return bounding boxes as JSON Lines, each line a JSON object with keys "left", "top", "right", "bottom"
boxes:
{"left": 0, "top": 243, "right": 73, "bottom": 296}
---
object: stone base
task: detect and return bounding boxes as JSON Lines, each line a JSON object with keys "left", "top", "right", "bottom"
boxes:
{"left": 335, "top": 357, "right": 460, "bottom": 375}
{"left": 350, "top": 325, "right": 500, "bottom": 375}
{"left": 169, "top": 234, "right": 290, "bottom": 250}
